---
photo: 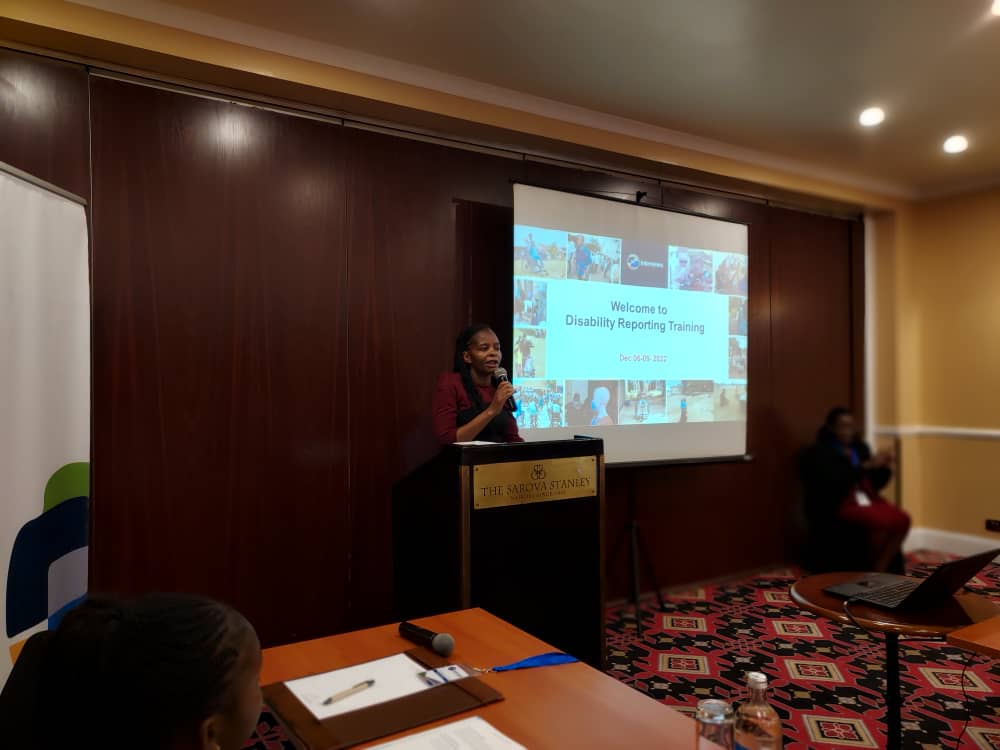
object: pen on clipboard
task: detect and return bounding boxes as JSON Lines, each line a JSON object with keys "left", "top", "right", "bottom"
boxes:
{"left": 321, "top": 679, "right": 375, "bottom": 706}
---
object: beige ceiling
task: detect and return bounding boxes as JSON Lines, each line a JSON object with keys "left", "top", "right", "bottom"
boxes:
{"left": 85, "top": 0, "right": 1000, "bottom": 198}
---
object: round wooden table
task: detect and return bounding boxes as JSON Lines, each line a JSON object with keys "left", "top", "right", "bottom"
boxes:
{"left": 790, "top": 572, "right": 999, "bottom": 750}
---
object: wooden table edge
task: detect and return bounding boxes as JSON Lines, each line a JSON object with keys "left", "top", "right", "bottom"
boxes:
{"left": 946, "top": 614, "right": 1000, "bottom": 659}
{"left": 258, "top": 608, "right": 709, "bottom": 749}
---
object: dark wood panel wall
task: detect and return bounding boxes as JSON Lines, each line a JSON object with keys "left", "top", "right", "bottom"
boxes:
{"left": 0, "top": 49, "right": 89, "bottom": 200}
{"left": 88, "top": 77, "right": 354, "bottom": 645}
{"left": 1, "top": 48, "right": 864, "bottom": 646}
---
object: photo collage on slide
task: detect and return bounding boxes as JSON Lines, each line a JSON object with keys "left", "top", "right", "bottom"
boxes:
{"left": 512, "top": 226, "right": 748, "bottom": 429}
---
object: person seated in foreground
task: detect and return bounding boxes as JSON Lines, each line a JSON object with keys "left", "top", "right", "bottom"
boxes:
{"left": 800, "top": 407, "right": 910, "bottom": 573}
{"left": 35, "top": 593, "right": 262, "bottom": 750}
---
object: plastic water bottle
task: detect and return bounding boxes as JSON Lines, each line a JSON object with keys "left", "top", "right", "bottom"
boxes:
{"left": 695, "top": 698, "right": 734, "bottom": 749}
{"left": 734, "top": 672, "right": 783, "bottom": 749}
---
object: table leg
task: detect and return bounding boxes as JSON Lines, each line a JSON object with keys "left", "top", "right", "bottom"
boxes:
{"left": 885, "top": 632, "right": 901, "bottom": 750}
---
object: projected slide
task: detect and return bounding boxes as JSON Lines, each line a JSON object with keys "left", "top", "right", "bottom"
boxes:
{"left": 512, "top": 184, "right": 748, "bottom": 464}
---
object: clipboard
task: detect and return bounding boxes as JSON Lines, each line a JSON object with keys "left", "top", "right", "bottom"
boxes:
{"left": 262, "top": 647, "right": 504, "bottom": 750}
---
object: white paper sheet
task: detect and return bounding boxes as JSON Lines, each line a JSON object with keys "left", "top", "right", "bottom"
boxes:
{"left": 284, "top": 653, "right": 430, "bottom": 720}
{"left": 367, "top": 717, "right": 527, "bottom": 750}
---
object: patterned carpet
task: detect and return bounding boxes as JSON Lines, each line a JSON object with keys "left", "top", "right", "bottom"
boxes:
{"left": 605, "top": 550, "right": 1000, "bottom": 749}
{"left": 244, "top": 550, "right": 1000, "bottom": 749}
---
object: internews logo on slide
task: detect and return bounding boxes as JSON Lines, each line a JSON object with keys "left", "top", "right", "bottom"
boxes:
{"left": 5, "top": 462, "right": 89, "bottom": 664}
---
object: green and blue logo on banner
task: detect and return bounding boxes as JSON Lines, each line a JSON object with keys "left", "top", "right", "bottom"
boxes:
{"left": 5, "top": 462, "right": 89, "bottom": 664}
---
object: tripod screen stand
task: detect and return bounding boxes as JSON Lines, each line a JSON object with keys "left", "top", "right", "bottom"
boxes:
{"left": 608, "top": 470, "right": 666, "bottom": 627}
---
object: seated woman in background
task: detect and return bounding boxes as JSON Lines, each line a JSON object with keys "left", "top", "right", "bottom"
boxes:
{"left": 432, "top": 323, "right": 523, "bottom": 445}
{"left": 800, "top": 407, "right": 910, "bottom": 573}
{"left": 36, "top": 593, "right": 262, "bottom": 750}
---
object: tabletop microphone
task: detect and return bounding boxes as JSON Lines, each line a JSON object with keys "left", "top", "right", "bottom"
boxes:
{"left": 398, "top": 621, "right": 455, "bottom": 657}
{"left": 494, "top": 367, "right": 518, "bottom": 412}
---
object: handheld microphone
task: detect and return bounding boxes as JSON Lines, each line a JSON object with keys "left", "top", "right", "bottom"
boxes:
{"left": 494, "top": 367, "right": 518, "bottom": 413}
{"left": 398, "top": 621, "right": 455, "bottom": 657}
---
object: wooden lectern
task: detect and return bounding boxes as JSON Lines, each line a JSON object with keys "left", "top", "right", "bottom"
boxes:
{"left": 392, "top": 437, "right": 606, "bottom": 667}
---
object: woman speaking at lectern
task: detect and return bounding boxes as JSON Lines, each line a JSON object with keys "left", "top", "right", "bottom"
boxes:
{"left": 432, "top": 324, "right": 524, "bottom": 445}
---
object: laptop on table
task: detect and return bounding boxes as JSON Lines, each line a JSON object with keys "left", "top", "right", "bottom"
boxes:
{"left": 823, "top": 548, "right": 1000, "bottom": 610}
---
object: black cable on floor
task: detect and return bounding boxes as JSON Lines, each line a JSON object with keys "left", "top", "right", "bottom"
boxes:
{"left": 951, "top": 649, "right": 977, "bottom": 750}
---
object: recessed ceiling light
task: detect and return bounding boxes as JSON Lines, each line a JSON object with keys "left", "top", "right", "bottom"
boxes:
{"left": 992, "top": 0, "right": 1000, "bottom": 16}
{"left": 943, "top": 135, "right": 969, "bottom": 154}
{"left": 858, "top": 107, "right": 885, "bottom": 127}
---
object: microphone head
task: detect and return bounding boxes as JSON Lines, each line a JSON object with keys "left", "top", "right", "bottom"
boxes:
{"left": 430, "top": 632, "right": 455, "bottom": 657}
{"left": 494, "top": 367, "right": 509, "bottom": 382}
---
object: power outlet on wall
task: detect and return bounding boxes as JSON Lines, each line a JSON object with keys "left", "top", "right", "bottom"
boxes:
{"left": 987, "top": 519, "right": 1000, "bottom": 533}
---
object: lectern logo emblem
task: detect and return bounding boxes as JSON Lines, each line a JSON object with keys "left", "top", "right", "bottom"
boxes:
{"left": 530, "top": 464, "right": 546, "bottom": 480}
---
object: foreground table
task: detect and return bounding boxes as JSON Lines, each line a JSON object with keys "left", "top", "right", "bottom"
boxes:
{"left": 261, "top": 607, "right": 702, "bottom": 749}
{"left": 791, "top": 572, "right": 999, "bottom": 750}
{"left": 947, "top": 614, "right": 1000, "bottom": 659}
